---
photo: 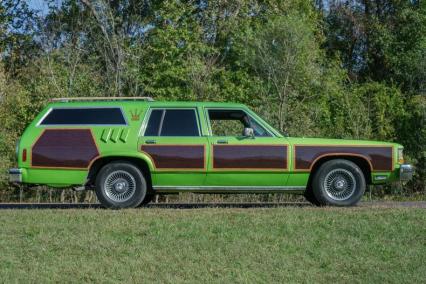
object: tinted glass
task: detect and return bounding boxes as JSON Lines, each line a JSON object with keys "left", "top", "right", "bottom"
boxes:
{"left": 160, "top": 109, "right": 199, "bottom": 136}
{"left": 248, "top": 116, "right": 272, "bottom": 137}
{"left": 144, "top": 109, "right": 164, "bottom": 136}
{"left": 41, "top": 108, "right": 126, "bottom": 125}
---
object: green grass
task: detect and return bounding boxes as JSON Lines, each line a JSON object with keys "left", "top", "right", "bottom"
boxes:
{"left": 0, "top": 208, "right": 425, "bottom": 283}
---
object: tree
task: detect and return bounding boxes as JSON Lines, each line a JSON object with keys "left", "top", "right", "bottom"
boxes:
{"left": 244, "top": 14, "right": 323, "bottom": 133}
{"left": 0, "top": 0, "right": 39, "bottom": 76}
{"left": 324, "top": 0, "right": 426, "bottom": 93}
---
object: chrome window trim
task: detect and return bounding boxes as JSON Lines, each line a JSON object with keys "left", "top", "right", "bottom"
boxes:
{"left": 140, "top": 107, "right": 202, "bottom": 137}
{"left": 37, "top": 106, "right": 129, "bottom": 127}
{"left": 37, "top": 108, "right": 53, "bottom": 127}
{"left": 158, "top": 110, "right": 166, "bottom": 136}
{"left": 153, "top": 185, "right": 305, "bottom": 192}
{"left": 204, "top": 107, "right": 275, "bottom": 137}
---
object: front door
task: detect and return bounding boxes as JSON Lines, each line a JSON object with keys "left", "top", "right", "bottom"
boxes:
{"left": 138, "top": 107, "right": 208, "bottom": 191}
{"left": 205, "top": 108, "right": 290, "bottom": 189}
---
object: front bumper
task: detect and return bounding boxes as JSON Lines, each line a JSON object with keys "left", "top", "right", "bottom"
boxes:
{"left": 8, "top": 168, "right": 22, "bottom": 183}
{"left": 399, "top": 164, "right": 414, "bottom": 181}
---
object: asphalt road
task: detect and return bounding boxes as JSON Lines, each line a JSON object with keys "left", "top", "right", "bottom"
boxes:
{"left": 0, "top": 201, "right": 424, "bottom": 209}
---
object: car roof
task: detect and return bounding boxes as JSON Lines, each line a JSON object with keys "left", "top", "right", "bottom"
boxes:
{"left": 47, "top": 100, "right": 247, "bottom": 109}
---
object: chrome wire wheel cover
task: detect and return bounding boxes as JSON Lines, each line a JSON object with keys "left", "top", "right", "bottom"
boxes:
{"left": 323, "top": 168, "right": 357, "bottom": 201}
{"left": 103, "top": 170, "right": 136, "bottom": 203}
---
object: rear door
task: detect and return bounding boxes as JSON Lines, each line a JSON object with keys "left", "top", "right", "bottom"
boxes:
{"left": 138, "top": 107, "right": 208, "bottom": 191}
{"left": 205, "top": 108, "right": 290, "bottom": 188}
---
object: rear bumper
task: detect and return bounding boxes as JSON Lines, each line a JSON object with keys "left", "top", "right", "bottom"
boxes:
{"left": 8, "top": 168, "right": 22, "bottom": 183}
{"left": 399, "top": 164, "right": 414, "bottom": 181}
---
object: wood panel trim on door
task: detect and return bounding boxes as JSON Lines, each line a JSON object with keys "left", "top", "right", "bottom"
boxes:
{"left": 212, "top": 144, "right": 289, "bottom": 171}
{"left": 140, "top": 144, "right": 206, "bottom": 171}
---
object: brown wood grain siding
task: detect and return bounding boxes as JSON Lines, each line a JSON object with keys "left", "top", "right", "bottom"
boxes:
{"left": 294, "top": 145, "right": 393, "bottom": 171}
{"left": 140, "top": 145, "right": 205, "bottom": 169}
{"left": 32, "top": 129, "right": 99, "bottom": 168}
{"left": 213, "top": 145, "right": 288, "bottom": 170}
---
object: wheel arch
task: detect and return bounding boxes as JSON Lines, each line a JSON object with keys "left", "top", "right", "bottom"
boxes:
{"left": 307, "top": 154, "right": 372, "bottom": 189}
{"left": 86, "top": 154, "right": 154, "bottom": 190}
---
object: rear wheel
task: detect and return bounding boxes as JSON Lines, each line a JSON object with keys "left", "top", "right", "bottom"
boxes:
{"left": 311, "top": 159, "right": 366, "bottom": 206}
{"left": 95, "top": 161, "right": 147, "bottom": 209}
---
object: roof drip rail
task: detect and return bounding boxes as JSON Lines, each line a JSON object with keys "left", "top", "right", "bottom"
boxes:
{"left": 51, "top": 97, "right": 155, "bottom": 102}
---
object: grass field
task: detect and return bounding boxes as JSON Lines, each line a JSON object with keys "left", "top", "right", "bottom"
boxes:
{"left": 0, "top": 207, "right": 424, "bottom": 283}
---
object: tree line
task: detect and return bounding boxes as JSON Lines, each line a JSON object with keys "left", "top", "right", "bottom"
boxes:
{"left": 0, "top": 0, "right": 424, "bottom": 200}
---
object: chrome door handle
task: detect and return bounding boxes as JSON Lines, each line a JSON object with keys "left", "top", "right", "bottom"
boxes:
{"left": 216, "top": 140, "right": 228, "bottom": 144}
{"left": 145, "top": 140, "right": 157, "bottom": 144}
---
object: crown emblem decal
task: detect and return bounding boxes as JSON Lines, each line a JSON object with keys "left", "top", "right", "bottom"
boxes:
{"left": 130, "top": 109, "right": 143, "bottom": 121}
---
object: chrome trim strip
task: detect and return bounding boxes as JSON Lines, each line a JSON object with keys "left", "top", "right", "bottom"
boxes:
{"left": 9, "top": 168, "right": 22, "bottom": 183}
{"left": 8, "top": 168, "right": 22, "bottom": 174}
{"left": 158, "top": 109, "right": 166, "bottom": 136}
{"left": 36, "top": 108, "right": 53, "bottom": 127}
{"left": 51, "top": 96, "right": 154, "bottom": 102}
{"left": 154, "top": 185, "right": 305, "bottom": 192}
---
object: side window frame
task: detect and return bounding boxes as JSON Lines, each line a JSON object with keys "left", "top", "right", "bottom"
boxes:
{"left": 140, "top": 107, "right": 202, "bottom": 137}
{"left": 37, "top": 106, "right": 128, "bottom": 127}
{"left": 204, "top": 107, "right": 275, "bottom": 137}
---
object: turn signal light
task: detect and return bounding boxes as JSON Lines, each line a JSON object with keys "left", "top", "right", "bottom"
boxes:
{"left": 397, "top": 148, "right": 404, "bottom": 164}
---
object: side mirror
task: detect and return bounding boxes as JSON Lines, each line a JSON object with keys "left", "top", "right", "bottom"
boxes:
{"left": 243, "top": 127, "right": 255, "bottom": 138}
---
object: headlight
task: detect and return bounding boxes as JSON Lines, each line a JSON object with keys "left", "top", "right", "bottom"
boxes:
{"left": 398, "top": 147, "right": 404, "bottom": 164}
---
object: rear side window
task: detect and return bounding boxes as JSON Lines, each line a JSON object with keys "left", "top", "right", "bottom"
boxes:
{"left": 40, "top": 108, "right": 127, "bottom": 125}
{"left": 144, "top": 109, "right": 200, "bottom": 136}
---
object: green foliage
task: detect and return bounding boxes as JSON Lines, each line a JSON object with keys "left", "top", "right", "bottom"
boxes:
{"left": 242, "top": 13, "right": 322, "bottom": 132}
{"left": 398, "top": 95, "right": 426, "bottom": 193}
{"left": 0, "top": 0, "right": 39, "bottom": 76}
{"left": 324, "top": 0, "right": 426, "bottom": 93}
{"left": 353, "top": 82, "right": 405, "bottom": 141}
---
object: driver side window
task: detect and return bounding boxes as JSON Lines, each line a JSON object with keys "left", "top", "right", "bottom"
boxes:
{"left": 207, "top": 109, "right": 272, "bottom": 137}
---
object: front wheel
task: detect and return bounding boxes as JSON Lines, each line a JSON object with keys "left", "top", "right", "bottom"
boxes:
{"left": 95, "top": 162, "right": 147, "bottom": 209}
{"left": 311, "top": 159, "right": 366, "bottom": 206}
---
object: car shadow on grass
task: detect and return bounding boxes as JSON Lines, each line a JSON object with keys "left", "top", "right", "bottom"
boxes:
{"left": 1, "top": 201, "right": 425, "bottom": 209}
{"left": 0, "top": 202, "right": 313, "bottom": 210}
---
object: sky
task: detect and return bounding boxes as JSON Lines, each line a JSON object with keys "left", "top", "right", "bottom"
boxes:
{"left": 27, "top": 0, "right": 61, "bottom": 15}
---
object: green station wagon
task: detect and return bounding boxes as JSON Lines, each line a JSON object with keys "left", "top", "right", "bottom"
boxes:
{"left": 9, "top": 97, "right": 413, "bottom": 208}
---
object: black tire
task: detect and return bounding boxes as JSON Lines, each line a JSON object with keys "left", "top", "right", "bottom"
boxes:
{"left": 138, "top": 193, "right": 155, "bottom": 207}
{"left": 303, "top": 186, "right": 320, "bottom": 206}
{"left": 311, "top": 159, "right": 366, "bottom": 206}
{"left": 95, "top": 161, "right": 147, "bottom": 209}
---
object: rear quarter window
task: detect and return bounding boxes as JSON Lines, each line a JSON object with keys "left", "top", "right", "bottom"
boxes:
{"left": 40, "top": 107, "right": 127, "bottom": 125}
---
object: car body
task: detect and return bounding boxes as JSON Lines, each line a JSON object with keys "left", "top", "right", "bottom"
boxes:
{"left": 9, "top": 97, "right": 413, "bottom": 208}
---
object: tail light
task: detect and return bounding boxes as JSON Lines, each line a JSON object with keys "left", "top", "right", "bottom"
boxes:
{"left": 22, "top": 148, "right": 27, "bottom": 162}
